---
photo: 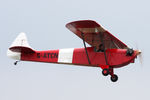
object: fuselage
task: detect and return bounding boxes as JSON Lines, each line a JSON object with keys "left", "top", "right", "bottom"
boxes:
{"left": 20, "top": 47, "right": 137, "bottom": 68}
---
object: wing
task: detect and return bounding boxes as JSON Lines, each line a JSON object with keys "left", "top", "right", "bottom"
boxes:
{"left": 66, "top": 20, "right": 128, "bottom": 49}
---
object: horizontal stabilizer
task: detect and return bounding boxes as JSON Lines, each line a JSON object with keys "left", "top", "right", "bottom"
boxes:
{"left": 9, "top": 46, "right": 35, "bottom": 53}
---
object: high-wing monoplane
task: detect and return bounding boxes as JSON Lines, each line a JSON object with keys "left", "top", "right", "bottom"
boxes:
{"left": 7, "top": 20, "right": 142, "bottom": 82}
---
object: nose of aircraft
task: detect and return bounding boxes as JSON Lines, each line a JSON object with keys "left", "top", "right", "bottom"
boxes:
{"left": 135, "top": 50, "right": 142, "bottom": 55}
{"left": 135, "top": 50, "right": 143, "bottom": 66}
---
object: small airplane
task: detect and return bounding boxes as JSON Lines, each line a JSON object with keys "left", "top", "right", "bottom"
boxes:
{"left": 7, "top": 20, "right": 142, "bottom": 82}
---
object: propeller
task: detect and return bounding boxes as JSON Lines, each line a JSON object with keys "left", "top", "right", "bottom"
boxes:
{"left": 135, "top": 50, "right": 143, "bottom": 67}
{"left": 135, "top": 43, "right": 143, "bottom": 67}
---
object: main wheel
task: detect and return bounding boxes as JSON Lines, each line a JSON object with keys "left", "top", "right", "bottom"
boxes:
{"left": 110, "top": 74, "right": 118, "bottom": 82}
{"left": 102, "top": 69, "right": 109, "bottom": 76}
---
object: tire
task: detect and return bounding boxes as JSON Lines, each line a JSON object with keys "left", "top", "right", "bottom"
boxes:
{"left": 110, "top": 74, "right": 118, "bottom": 82}
{"left": 102, "top": 69, "right": 109, "bottom": 76}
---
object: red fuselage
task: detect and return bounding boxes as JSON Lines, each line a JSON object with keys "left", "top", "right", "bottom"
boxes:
{"left": 21, "top": 47, "right": 137, "bottom": 68}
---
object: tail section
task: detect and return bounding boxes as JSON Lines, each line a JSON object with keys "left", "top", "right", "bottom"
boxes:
{"left": 7, "top": 32, "right": 35, "bottom": 60}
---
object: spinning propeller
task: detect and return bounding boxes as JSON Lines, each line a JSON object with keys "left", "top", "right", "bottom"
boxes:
{"left": 135, "top": 49, "right": 143, "bottom": 67}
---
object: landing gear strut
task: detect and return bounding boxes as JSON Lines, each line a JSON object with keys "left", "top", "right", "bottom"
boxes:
{"left": 99, "top": 33, "right": 118, "bottom": 82}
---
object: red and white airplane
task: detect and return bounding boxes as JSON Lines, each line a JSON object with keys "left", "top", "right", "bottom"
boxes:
{"left": 7, "top": 20, "right": 141, "bottom": 82}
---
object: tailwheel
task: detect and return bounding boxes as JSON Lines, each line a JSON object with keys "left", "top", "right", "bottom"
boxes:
{"left": 14, "top": 61, "right": 20, "bottom": 65}
{"left": 110, "top": 74, "right": 118, "bottom": 82}
{"left": 102, "top": 69, "right": 109, "bottom": 76}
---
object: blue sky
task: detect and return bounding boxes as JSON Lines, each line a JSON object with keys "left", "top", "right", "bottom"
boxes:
{"left": 0, "top": 0, "right": 150, "bottom": 100}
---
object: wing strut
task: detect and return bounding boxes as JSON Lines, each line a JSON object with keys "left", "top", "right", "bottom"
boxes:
{"left": 99, "top": 33, "right": 109, "bottom": 65}
{"left": 81, "top": 33, "right": 91, "bottom": 65}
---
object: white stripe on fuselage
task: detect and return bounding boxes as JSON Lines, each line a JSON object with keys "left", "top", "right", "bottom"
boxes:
{"left": 58, "top": 48, "right": 74, "bottom": 63}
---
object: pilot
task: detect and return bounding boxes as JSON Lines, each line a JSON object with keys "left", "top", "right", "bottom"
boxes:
{"left": 95, "top": 44, "right": 104, "bottom": 52}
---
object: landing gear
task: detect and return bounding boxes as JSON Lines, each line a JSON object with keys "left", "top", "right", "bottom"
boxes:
{"left": 14, "top": 61, "right": 19, "bottom": 65}
{"left": 101, "top": 67, "right": 118, "bottom": 82}
{"left": 110, "top": 74, "right": 118, "bottom": 82}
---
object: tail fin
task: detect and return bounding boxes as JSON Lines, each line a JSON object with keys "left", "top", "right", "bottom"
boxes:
{"left": 7, "top": 32, "right": 35, "bottom": 60}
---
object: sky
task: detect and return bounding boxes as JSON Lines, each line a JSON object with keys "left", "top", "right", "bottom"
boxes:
{"left": 0, "top": 0, "right": 150, "bottom": 100}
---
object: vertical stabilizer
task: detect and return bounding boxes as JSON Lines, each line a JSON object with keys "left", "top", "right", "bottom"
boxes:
{"left": 10, "top": 32, "right": 31, "bottom": 48}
